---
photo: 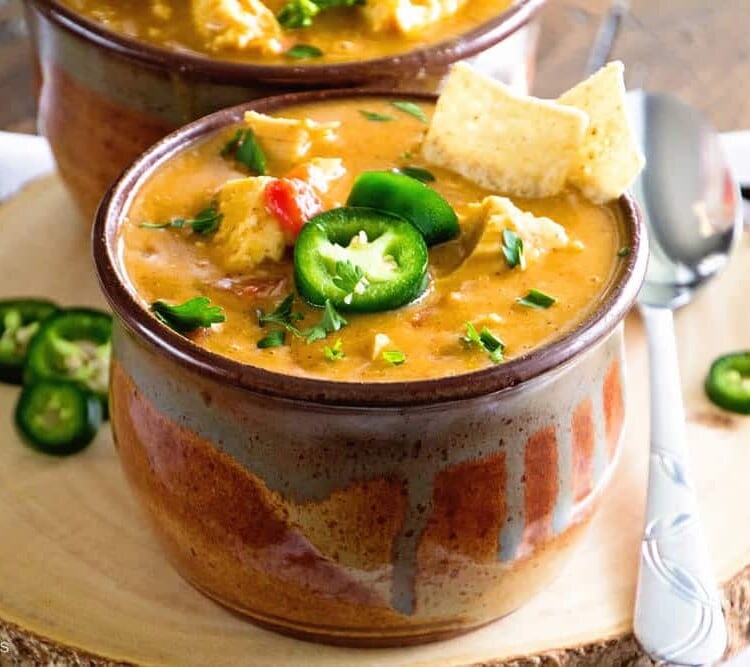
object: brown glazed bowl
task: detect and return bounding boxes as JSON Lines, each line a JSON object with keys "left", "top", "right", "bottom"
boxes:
{"left": 23, "top": 0, "right": 545, "bottom": 221}
{"left": 93, "top": 90, "right": 648, "bottom": 647}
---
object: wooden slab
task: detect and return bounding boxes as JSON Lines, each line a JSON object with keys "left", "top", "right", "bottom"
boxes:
{"left": 1, "top": 176, "right": 749, "bottom": 666}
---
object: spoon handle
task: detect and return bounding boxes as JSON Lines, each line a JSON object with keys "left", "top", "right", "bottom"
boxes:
{"left": 635, "top": 305, "right": 727, "bottom": 664}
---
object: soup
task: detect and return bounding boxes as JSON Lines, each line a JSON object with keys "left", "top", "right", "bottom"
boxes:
{"left": 119, "top": 95, "right": 625, "bottom": 383}
{"left": 60, "top": 0, "right": 513, "bottom": 65}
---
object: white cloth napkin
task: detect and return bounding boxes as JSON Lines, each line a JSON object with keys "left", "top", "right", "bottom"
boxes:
{"left": 0, "top": 130, "right": 54, "bottom": 201}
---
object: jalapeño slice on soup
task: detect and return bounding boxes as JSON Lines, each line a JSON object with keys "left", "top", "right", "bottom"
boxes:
{"left": 294, "top": 207, "right": 429, "bottom": 312}
{"left": 122, "top": 63, "right": 643, "bottom": 382}
{"left": 347, "top": 171, "right": 459, "bottom": 247}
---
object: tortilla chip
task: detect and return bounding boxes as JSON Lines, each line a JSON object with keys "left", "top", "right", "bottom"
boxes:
{"left": 558, "top": 61, "right": 645, "bottom": 203}
{"left": 422, "top": 63, "right": 589, "bottom": 198}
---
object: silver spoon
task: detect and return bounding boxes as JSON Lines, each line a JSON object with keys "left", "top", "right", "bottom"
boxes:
{"left": 584, "top": 5, "right": 740, "bottom": 662}
{"left": 630, "top": 91, "right": 741, "bottom": 665}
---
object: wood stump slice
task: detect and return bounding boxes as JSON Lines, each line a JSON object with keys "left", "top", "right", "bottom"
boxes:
{"left": 1, "top": 178, "right": 749, "bottom": 666}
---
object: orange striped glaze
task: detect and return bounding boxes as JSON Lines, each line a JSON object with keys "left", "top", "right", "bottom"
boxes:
{"left": 572, "top": 399, "right": 596, "bottom": 502}
{"left": 107, "top": 321, "right": 627, "bottom": 645}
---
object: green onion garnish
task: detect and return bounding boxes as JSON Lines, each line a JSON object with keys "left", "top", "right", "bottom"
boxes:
{"left": 324, "top": 338, "right": 345, "bottom": 361}
{"left": 462, "top": 322, "right": 505, "bottom": 364}
{"left": 502, "top": 229, "right": 525, "bottom": 269}
{"left": 518, "top": 289, "right": 557, "bottom": 309}
{"left": 382, "top": 350, "right": 406, "bottom": 365}
{"left": 391, "top": 101, "right": 428, "bottom": 123}
{"left": 359, "top": 110, "right": 395, "bottom": 122}
{"left": 285, "top": 44, "right": 324, "bottom": 59}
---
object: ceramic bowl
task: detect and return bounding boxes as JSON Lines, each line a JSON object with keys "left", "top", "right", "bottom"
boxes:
{"left": 23, "top": 0, "right": 545, "bottom": 220}
{"left": 93, "top": 90, "right": 648, "bottom": 647}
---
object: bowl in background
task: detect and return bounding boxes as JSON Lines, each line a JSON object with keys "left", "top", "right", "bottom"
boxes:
{"left": 24, "top": 0, "right": 545, "bottom": 220}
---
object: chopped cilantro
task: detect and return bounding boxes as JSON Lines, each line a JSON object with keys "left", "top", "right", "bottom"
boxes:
{"left": 139, "top": 203, "right": 222, "bottom": 236}
{"left": 332, "top": 260, "right": 365, "bottom": 295}
{"left": 257, "top": 329, "right": 286, "bottom": 349}
{"left": 151, "top": 297, "right": 225, "bottom": 334}
{"left": 221, "top": 128, "right": 266, "bottom": 175}
{"left": 257, "top": 294, "right": 305, "bottom": 340}
{"left": 257, "top": 295, "right": 347, "bottom": 345}
{"left": 302, "top": 300, "right": 348, "bottom": 343}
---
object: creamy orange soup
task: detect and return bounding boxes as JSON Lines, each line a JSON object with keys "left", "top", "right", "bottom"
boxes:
{"left": 61, "top": 0, "right": 512, "bottom": 64}
{"left": 119, "top": 98, "right": 624, "bottom": 382}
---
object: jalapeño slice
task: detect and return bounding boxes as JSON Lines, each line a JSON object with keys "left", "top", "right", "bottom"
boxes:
{"left": 294, "top": 207, "right": 428, "bottom": 313}
{"left": 24, "top": 309, "right": 112, "bottom": 418}
{"left": 15, "top": 379, "right": 102, "bottom": 456}
{"left": 705, "top": 352, "right": 750, "bottom": 415}
{"left": 346, "top": 171, "right": 459, "bottom": 246}
{"left": 0, "top": 299, "right": 59, "bottom": 385}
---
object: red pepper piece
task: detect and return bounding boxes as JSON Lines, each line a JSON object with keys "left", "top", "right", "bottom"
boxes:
{"left": 265, "top": 178, "right": 323, "bottom": 238}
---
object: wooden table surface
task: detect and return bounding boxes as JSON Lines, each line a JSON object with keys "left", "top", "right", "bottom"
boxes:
{"left": 1, "top": 0, "right": 749, "bottom": 134}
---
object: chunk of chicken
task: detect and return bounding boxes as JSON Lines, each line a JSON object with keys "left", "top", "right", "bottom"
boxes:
{"left": 361, "top": 0, "right": 468, "bottom": 34}
{"left": 285, "top": 157, "right": 347, "bottom": 208}
{"left": 464, "top": 196, "right": 570, "bottom": 269}
{"left": 245, "top": 111, "right": 341, "bottom": 164}
{"left": 212, "top": 176, "right": 286, "bottom": 273}
{"left": 286, "top": 158, "right": 346, "bottom": 195}
{"left": 192, "top": 0, "right": 282, "bottom": 54}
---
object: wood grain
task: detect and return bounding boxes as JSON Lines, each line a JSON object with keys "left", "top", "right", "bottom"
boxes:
{"left": 1, "top": 176, "right": 750, "bottom": 666}
{"left": 535, "top": 0, "right": 750, "bottom": 131}
{"left": 0, "top": 0, "right": 35, "bottom": 133}
{"left": 2, "top": 0, "right": 750, "bottom": 132}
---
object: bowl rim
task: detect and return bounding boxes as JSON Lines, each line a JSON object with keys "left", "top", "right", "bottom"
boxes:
{"left": 25, "top": 0, "right": 546, "bottom": 85}
{"left": 93, "top": 88, "right": 648, "bottom": 408}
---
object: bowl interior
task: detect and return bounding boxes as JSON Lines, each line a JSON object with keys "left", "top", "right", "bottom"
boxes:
{"left": 93, "top": 88, "right": 648, "bottom": 408}
{"left": 30, "top": 0, "right": 547, "bottom": 85}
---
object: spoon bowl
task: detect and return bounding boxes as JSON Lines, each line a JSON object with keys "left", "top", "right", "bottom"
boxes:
{"left": 629, "top": 90, "right": 741, "bottom": 308}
